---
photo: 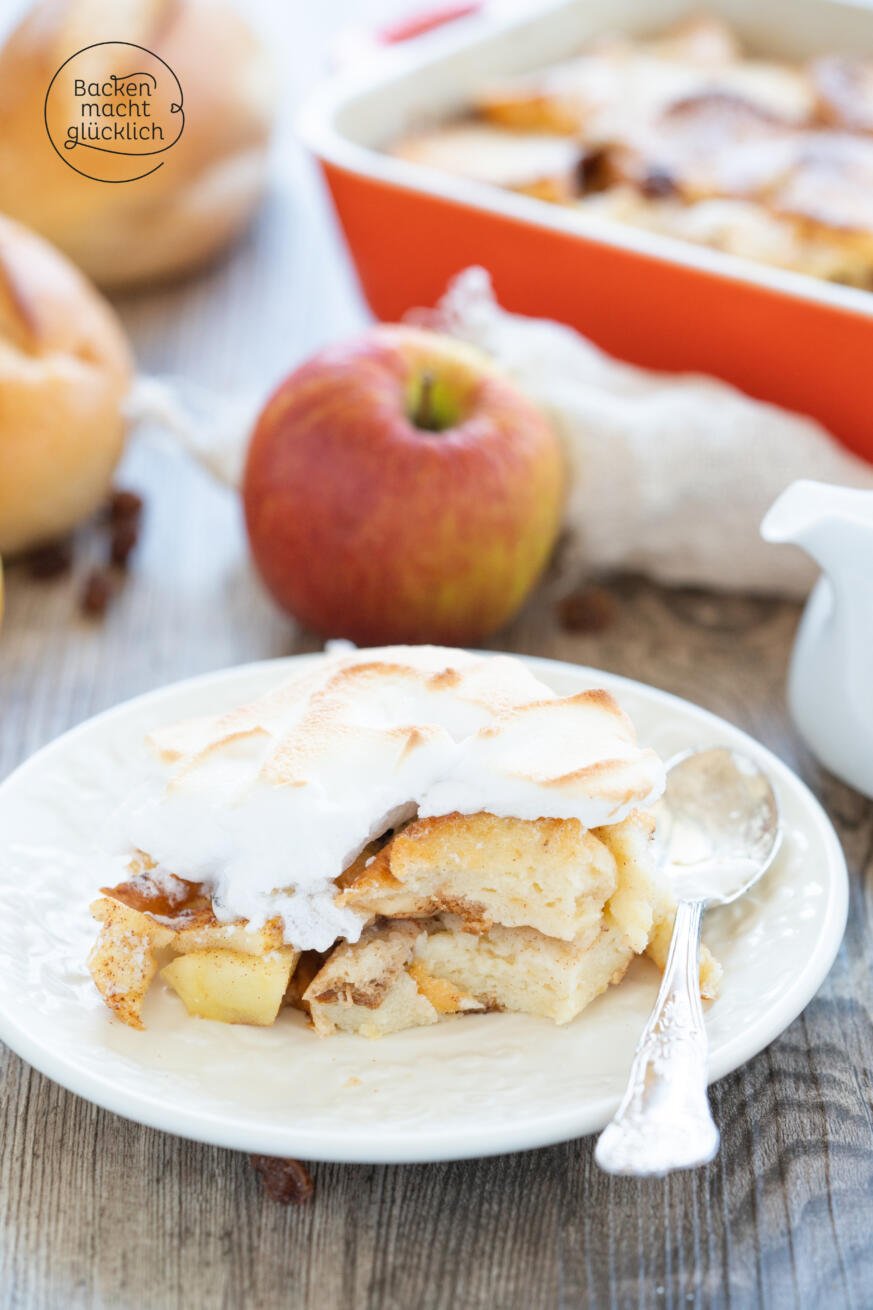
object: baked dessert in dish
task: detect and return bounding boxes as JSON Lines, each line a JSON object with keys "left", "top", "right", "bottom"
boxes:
{"left": 388, "top": 14, "right": 873, "bottom": 288}
{"left": 89, "top": 646, "right": 719, "bottom": 1035}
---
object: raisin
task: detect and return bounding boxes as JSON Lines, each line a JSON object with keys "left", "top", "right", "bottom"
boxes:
{"left": 108, "top": 488, "right": 144, "bottom": 522}
{"left": 557, "top": 586, "right": 617, "bottom": 634}
{"left": 80, "top": 568, "right": 114, "bottom": 617}
{"left": 110, "top": 519, "right": 139, "bottom": 568}
{"left": 250, "top": 1155, "right": 314, "bottom": 1205}
{"left": 25, "top": 539, "right": 74, "bottom": 580}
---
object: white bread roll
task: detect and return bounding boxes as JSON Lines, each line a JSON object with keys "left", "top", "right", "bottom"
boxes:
{"left": 0, "top": 0, "right": 276, "bottom": 288}
{"left": 0, "top": 215, "right": 133, "bottom": 554}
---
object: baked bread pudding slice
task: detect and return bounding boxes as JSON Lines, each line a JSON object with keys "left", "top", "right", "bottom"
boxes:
{"left": 305, "top": 812, "right": 719, "bottom": 1037}
{"left": 88, "top": 645, "right": 720, "bottom": 1036}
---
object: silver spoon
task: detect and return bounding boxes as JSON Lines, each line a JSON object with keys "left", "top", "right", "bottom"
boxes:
{"left": 595, "top": 746, "right": 781, "bottom": 1176}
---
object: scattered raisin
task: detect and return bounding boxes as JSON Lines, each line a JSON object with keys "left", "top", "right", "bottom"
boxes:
{"left": 250, "top": 1155, "right": 314, "bottom": 1205}
{"left": 557, "top": 585, "right": 617, "bottom": 634}
{"left": 80, "top": 568, "right": 114, "bottom": 618}
{"left": 640, "top": 166, "right": 676, "bottom": 199}
{"left": 575, "top": 146, "right": 609, "bottom": 194}
{"left": 25, "top": 539, "right": 74, "bottom": 580}
{"left": 108, "top": 488, "right": 144, "bottom": 523}
{"left": 110, "top": 519, "right": 139, "bottom": 568}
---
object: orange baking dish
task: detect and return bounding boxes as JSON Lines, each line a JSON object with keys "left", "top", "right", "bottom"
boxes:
{"left": 299, "top": 0, "right": 873, "bottom": 464}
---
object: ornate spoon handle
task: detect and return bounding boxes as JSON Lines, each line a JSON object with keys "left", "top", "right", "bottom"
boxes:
{"left": 594, "top": 898, "right": 719, "bottom": 1176}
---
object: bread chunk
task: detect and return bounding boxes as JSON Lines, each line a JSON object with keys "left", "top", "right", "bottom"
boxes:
{"left": 339, "top": 812, "right": 617, "bottom": 941}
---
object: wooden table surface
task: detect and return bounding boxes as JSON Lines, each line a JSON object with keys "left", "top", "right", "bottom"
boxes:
{"left": 2, "top": 5, "right": 873, "bottom": 1307}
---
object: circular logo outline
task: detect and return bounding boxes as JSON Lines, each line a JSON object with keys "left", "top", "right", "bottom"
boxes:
{"left": 44, "top": 41, "right": 185, "bottom": 184}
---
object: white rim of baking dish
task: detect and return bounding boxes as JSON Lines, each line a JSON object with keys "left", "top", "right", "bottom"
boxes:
{"left": 297, "top": 0, "right": 873, "bottom": 323}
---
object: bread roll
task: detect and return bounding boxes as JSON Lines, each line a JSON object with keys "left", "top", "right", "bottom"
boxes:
{"left": 0, "top": 0, "right": 276, "bottom": 288}
{"left": 0, "top": 215, "right": 133, "bottom": 554}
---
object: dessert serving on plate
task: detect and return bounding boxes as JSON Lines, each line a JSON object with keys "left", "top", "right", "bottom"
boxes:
{"left": 389, "top": 13, "right": 873, "bottom": 287}
{"left": 88, "top": 646, "right": 719, "bottom": 1036}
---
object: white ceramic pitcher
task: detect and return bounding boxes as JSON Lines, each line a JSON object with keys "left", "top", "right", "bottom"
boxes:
{"left": 762, "top": 480, "right": 873, "bottom": 799}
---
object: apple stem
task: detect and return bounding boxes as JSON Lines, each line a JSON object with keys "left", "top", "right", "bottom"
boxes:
{"left": 415, "top": 371, "right": 436, "bottom": 431}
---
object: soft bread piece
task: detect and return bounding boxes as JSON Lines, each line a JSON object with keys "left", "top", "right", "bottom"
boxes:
{"left": 308, "top": 806, "right": 720, "bottom": 1037}
{"left": 392, "top": 123, "right": 585, "bottom": 201}
{"left": 0, "top": 215, "right": 132, "bottom": 554}
{"left": 596, "top": 812, "right": 720, "bottom": 996}
{"left": 339, "top": 811, "right": 618, "bottom": 941}
{"left": 594, "top": 811, "right": 659, "bottom": 952}
{"left": 305, "top": 897, "right": 719, "bottom": 1039}
{"left": 309, "top": 811, "right": 659, "bottom": 1036}
{"left": 0, "top": 0, "right": 275, "bottom": 288}
{"left": 418, "top": 915, "right": 635, "bottom": 1025}
{"left": 303, "top": 921, "right": 467, "bottom": 1038}
{"left": 647, "top": 912, "right": 722, "bottom": 1001}
{"left": 304, "top": 913, "right": 637, "bottom": 1036}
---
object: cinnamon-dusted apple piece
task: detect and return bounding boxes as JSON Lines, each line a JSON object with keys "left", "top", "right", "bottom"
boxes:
{"left": 160, "top": 949, "right": 297, "bottom": 1026}
{"left": 88, "top": 863, "right": 299, "bottom": 1029}
{"left": 88, "top": 897, "right": 174, "bottom": 1030}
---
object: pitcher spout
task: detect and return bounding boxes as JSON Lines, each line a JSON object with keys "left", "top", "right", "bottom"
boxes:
{"left": 761, "top": 479, "right": 873, "bottom": 576}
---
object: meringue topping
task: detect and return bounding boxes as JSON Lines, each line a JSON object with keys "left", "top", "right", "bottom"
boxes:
{"left": 121, "top": 646, "right": 664, "bottom": 951}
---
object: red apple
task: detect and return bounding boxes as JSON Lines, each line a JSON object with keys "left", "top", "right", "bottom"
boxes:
{"left": 243, "top": 325, "right": 565, "bottom": 645}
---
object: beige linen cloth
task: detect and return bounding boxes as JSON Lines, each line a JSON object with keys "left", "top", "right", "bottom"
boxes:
{"left": 130, "top": 266, "right": 873, "bottom": 599}
{"left": 419, "top": 268, "right": 873, "bottom": 598}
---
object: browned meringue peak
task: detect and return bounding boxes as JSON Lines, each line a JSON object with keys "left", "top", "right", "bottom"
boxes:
{"left": 122, "top": 646, "right": 664, "bottom": 951}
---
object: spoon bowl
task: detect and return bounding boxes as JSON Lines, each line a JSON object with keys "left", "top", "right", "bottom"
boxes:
{"left": 595, "top": 745, "right": 782, "bottom": 1176}
{"left": 656, "top": 746, "right": 781, "bottom": 904}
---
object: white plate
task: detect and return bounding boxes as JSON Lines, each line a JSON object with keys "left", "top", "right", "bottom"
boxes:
{"left": 0, "top": 654, "right": 847, "bottom": 1164}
